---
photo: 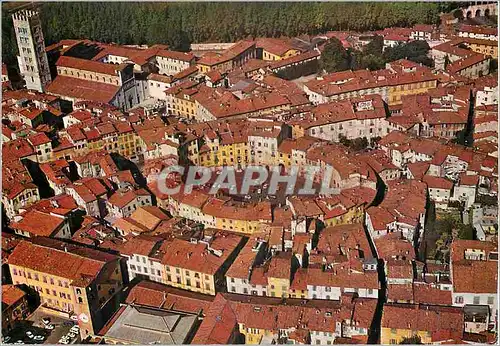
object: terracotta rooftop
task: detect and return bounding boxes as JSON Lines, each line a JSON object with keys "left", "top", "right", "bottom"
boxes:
{"left": 46, "top": 76, "right": 120, "bottom": 103}
{"left": 10, "top": 210, "right": 65, "bottom": 237}
{"left": 8, "top": 237, "right": 119, "bottom": 287}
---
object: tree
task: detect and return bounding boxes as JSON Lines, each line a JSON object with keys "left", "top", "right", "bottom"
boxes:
{"left": 400, "top": 335, "right": 423, "bottom": 344}
{"left": 351, "top": 137, "right": 369, "bottom": 151}
{"left": 358, "top": 53, "right": 386, "bottom": 71}
{"left": 453, "top": 8, "right": 464, "bottom": 20}
{"left": 490, "top": 59, "right": 498, "bottom": 73}
{"left": 383, "top": 40, "right": 431, "bottom": 65}
{"left": 457, "top": 223, "right": 474, "bottom": 240}
{"left": 2, "top": 2, "right": 445, "bottom": 68}
{"left": 364, "top": 35, "right": 384, "bottom": 56}
{"left": 319, "top": 37, "right": 350, "bottom": 73}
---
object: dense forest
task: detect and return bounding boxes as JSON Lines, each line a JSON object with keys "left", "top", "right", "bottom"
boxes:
{"left": 2, "top": 2, "right": 458, "bottom": 66}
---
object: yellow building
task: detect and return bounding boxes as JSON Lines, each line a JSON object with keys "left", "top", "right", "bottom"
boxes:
{"left": 202, "top": 199, "right": 272, "bottom": 235}
{"left": 387, "top": 79, "right": 438, "bottom": 105}
{"left": 463, "top": 37, "right": 498, "bottom": 59}
{"left": 159, "top": 233, "right": 243, "bottom": 296}
{"left": 8, "top": 239, "right": 124, "bottom": 339}
{"left": 320, "top": 203, "right": 365, "bottom": 227}
{"left": 256, "top": 38, "right": 301, "bottom": 61}
{"left": 240, "top": 325, "right": 275, "bottom": 344}
{"left": 266, "top": 253, "right": 291, "bottom": 298}
{"left": 288, "top": 268, "right": 307, "bottom": 299}
{"left": 197, "top": 40, "right": 256, "bottom": 73}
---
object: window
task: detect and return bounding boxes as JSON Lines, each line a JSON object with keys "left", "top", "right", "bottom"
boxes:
{"left": 390, "top": 328, "right": 397, "bottom": 334}
{"left": 488, "top": 296, "right": 494, "bottom": 305}
{"left": 473, "top": 296, "right": 480, "bottom": 304}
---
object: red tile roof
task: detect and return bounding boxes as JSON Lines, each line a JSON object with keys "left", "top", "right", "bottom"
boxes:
{"left": 8, "top": 238, "right": 119, "bottom": 286}
{"left": 255, "top": 37, "right": 297, "bottom": 56}
{"left": 125, "top": 280, "right": 213, "bottom": 313}
{"left": 383, "top": 304, "right": 464, "bottom": 342}
{"left": 459, "top": 24, "right": 497, "bottom": 36}
{"left": 450, "top": 240, "right": 497, "bottom": 294}
{"left": 2, "top": 284, "right": 26, "bottom": 307}
{"left": 116, "top": 235, "right": 163, "bottom": 257}
{"left": 27, "top": 132, "right": 51, "bottom": 147}
{"left": 46, "top": 76, "right": 119, "bottom": 104}
{"left": 447, "top": 53, "right": 489, "bottom": 74}
{"left": 108, "top": 188, "right": 150, "bottom": 209}
{"left": 198, "top": 40, "right": 255, "bottom": 67}
{"left": 10, "top": 210, "right": 65, "bottom": 237}
{"left": 423, "top": 175, "right": 453, "bottom": 190}
{"left": 160, "top": 233, "right": 242, "bottom": 275}
{"left": 56, "top": 56, "right": 119, "bottom": 76}
{"left": 156, "top": 50, "right": 195, "bottom": 62}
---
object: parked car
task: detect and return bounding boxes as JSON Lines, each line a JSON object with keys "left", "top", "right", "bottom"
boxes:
{"left": 70, "top": 326, "right": 79, "bottom": 333}
{"left": 25, "top": 331, "right": 34, "bottom": 339}
{"left": 3, "top": 336, "right": 12, "bottom": 343}
{"left": 58, "top": 338, "right": 70, "bottom": 345}
{"left": 69, "top": 315, "right": 78, "bottom": 321}
{"left": 41, "top": 317, "right": 51, "bottom": 325}
{"left": 33, "top": 336, "right": 44, "bottom": 342}
{"left": 67, "top": 332, "right": 76, "bottom": 339}
{"left": 45, "top": 324, "right": 55, "bottom": 330}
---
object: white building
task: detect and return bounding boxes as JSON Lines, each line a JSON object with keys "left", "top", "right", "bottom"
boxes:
{"left": 155, "top": 51, "right": 195, "bottom": 76}
{"left": 12, "top": 10, "right": 52, "bottom": 92}
{"left": 121, "top": 237, "right": 164, "bottom": 283}
{"left": 107, "top": 188, "right": 152, "bottom": 219}
{"left": 475, "top": 84, "right": 498, "bottom": 106}
{"left": 423, "top": 175, "right": 453, "bottom": 209}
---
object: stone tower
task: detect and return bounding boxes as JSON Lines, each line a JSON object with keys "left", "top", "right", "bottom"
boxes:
{"left": 12, "top": 9, "right": 51, "bottom": 92}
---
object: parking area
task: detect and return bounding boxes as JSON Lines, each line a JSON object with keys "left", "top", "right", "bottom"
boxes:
{"left": 2, "top": 320, "right": 49, "bottom": 344}
{"left": 27, "top": 308, "right": 80, "bottom": 344}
